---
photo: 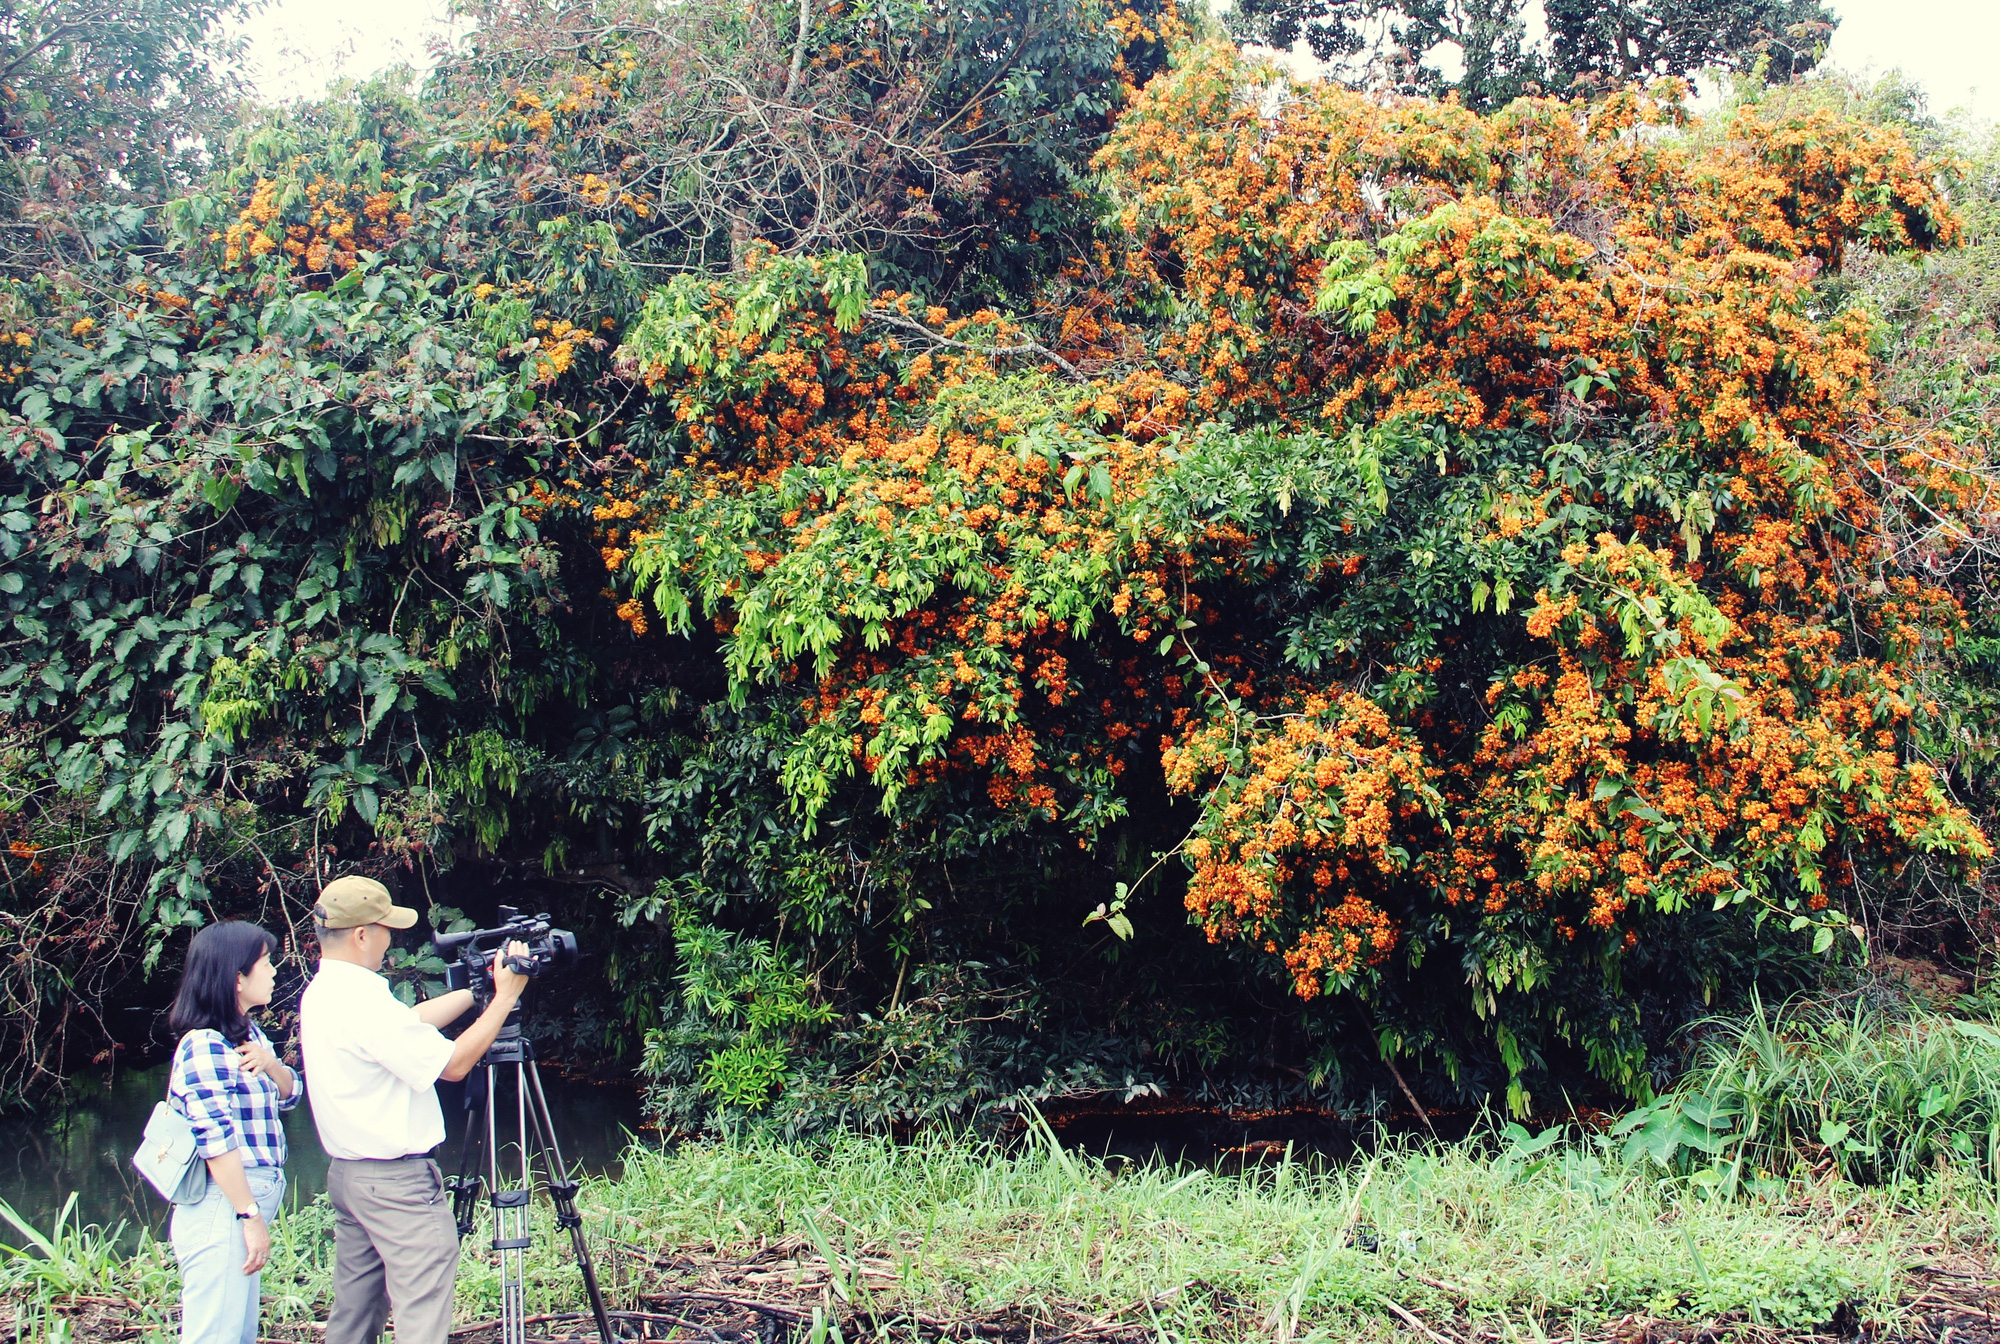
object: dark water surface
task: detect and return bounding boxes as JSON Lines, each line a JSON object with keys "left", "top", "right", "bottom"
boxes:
{"left": 0, "top": 1063, "right": 649, "bottom": 1249}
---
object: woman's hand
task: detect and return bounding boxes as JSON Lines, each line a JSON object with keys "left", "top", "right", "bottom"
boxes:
{"left": 203, "top": 1149, "right": 272, "bottom": 1274}
{"left": 237, "top": 1039, "right": 293, "bottom": 1097}
{"left": 241, "top": 1213, "right": 271, "bottom": 1275}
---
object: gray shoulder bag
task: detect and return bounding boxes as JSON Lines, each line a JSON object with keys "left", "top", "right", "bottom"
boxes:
{"left": 133, "top": 1099, "right": 209, "bottom": 1205}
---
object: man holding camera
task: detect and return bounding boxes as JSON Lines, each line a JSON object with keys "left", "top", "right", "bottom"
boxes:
{"left": 301, "top": 876, "right": 529, "bottom": 1344}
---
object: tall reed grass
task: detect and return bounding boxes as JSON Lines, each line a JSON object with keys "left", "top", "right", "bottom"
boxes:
{"left": 0, "top": 1195, "right": 169, "bottom": 1343}
{"left": 1618, "top": 1002, "right": 2000, "bottom": 1185}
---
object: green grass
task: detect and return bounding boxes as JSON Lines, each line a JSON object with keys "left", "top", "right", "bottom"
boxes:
{"left": 572, "top": 1120, "right": 1975, "bottom": 1337}
{"left": 1618, "top": 1001, "right": 2000, "bottom": 1186}
{"left": 4, "top": 1119, "right": 1994, "bottom": 1341}
{"left": 0, "top": 1196, "right": 135, "bottom": 1299}
{"left": 0, "top": 1195, "right": 171, "bottom": 1343}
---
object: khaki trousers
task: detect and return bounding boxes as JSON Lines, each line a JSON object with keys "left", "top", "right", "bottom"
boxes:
{"left": 325, "top": 1157, "right": 459, "bottom": 1344}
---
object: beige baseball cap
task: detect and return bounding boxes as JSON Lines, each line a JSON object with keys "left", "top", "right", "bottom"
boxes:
{"left": 315, "top": 875, "right": 420, "bottom": 930}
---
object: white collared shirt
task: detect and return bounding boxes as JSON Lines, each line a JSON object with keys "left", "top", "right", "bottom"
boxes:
{"left": 299, "top": 958, "right": 455, "bottom": 1161}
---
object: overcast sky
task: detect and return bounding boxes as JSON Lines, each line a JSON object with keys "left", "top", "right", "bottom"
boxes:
{"left": 240, "top": 0, "right": 2000, "bottom": 125}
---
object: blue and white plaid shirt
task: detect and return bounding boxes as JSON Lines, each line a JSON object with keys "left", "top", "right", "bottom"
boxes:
{"left": 167, "top": 1023, "right": 303, "bottom": 1170}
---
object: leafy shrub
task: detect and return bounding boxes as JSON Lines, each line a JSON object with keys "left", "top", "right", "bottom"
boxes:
{"left": 638, "top": 889, "right": 1158, "bottom": 1137}
{"left": 637, "top": 894, "right": 832, "bottom": 1125}
{"left": 607, "top": 60, "right": 1986, "bottom": 1113}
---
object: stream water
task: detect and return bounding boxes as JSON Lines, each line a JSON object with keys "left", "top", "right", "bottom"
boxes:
{"left": 0, "top": 1062, "right": 649, "bottom": 1249}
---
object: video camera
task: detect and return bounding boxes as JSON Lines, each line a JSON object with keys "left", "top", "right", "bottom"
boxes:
{"left": 434, "top": 906, "right": 579, "bottom": 995}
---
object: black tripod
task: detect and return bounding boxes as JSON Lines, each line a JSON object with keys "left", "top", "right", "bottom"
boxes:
{"left": 447, "top": 1009, "right": 616, "bottom": 1344}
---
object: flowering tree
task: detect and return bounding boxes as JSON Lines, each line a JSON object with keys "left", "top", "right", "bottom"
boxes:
{"left": 0, "top": 12, "right": 1989, "bottom": 1117}
{"left": 603, "top": 48, "right": 1987, "bottom": 1110}
{"left": 0, "top": 0, "right": 251, "bottom": 275}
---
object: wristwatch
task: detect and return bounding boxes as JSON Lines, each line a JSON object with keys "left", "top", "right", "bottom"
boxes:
{"left": 235, "top": 1206, "right": 259, "bottom": 1220}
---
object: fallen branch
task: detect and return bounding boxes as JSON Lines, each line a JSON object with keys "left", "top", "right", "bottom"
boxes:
{"left": 1398, "top": 1268, "right": 1477, "bottom": 1300}
{"left": 449, "top": 1312, "right": 584, "bottom": 1339}
{"left": 451, "top": 1308, "right": 755, "bottom": 1343}
{"left": 641, "top": 1289, "right": 809, "bottom": 1324}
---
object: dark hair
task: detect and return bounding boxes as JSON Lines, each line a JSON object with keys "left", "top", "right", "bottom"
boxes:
{"left": 168, "top": 921, "right": 279, "bottom": 1045}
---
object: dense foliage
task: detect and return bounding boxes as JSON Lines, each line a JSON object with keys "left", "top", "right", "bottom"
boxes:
{"left": 0, "top": 0, "right": 1993, "bottom": 1125}
{"left": 0, "top": 0, "right": 255, "bottom": 274}
{"left": 1224, "top": 0, "right": 1836, "bottom": 110}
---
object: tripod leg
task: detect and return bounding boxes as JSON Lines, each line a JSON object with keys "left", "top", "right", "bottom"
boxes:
{"left": 522, "top": 1059, "right": 618, "bottom": 1344}
{"left": 490, "top": 1064, "right": 533, "bottom": 1344}
{"left": 447, "top": 1067, "right": 488, "bottom": 1239}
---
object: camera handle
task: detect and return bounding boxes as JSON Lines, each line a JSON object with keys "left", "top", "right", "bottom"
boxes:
{"left": 445, "top": 1028, "right": 617, "bottom": 1344}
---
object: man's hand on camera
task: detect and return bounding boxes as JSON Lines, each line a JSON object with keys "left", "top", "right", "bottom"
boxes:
{"left": 439, "top": 939, "right": 534, "bottom": 1082}
{"left": 491, "top": 939, "right": 531, "bottom": 1002}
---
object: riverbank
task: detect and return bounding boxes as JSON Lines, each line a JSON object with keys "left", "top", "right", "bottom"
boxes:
{"left": 7, "top": 1121, "right": 1999, "bottom": 1342}
{"left": 0, "top": 1062, "right": 645, "bottom": 1253}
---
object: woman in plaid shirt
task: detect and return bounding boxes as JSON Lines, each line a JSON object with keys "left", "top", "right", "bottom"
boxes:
{"left": 165, "top": 921, "right": 303, "bottom": 1344}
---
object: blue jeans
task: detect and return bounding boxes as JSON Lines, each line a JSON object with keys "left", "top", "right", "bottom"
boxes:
{"left": 170, "top": 1165, "right": 286, "bottom": 1344}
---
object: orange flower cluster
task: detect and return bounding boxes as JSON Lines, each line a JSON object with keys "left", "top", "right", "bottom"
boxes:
{"left": 475, "top": 63, "right": 635, "bottom": 147}
{"left": 460, "top": 60, "right": 655, "bottom": 223}
{"left": 1086, "top": 45, "right": 1987, "bottom": 1027}
{"left": 528, "top": 316, "right": 593, "bottom": 385}
{"left": 0, "top": 327, "right": 32, "bottom": 383}
{"left": 3, "top": 838, "right": 43, "bottom": 877}
{"left": 1099, "top": 45, "right": 1955, "bottom": 456}
{"left": 1439, "top": 527, "right": 1986, "bottom": 948}
{"left": 747, "top": 357, "right": 1195, "bottom": 820}
{"left": 598, "top": 253, "right": 1214, "bottom": 828}
{"left": 221, "top": 169, "right": 417, "bottom": 278}
{"left": 1166, "top": 693, "right": 1438, "bottom": 996}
